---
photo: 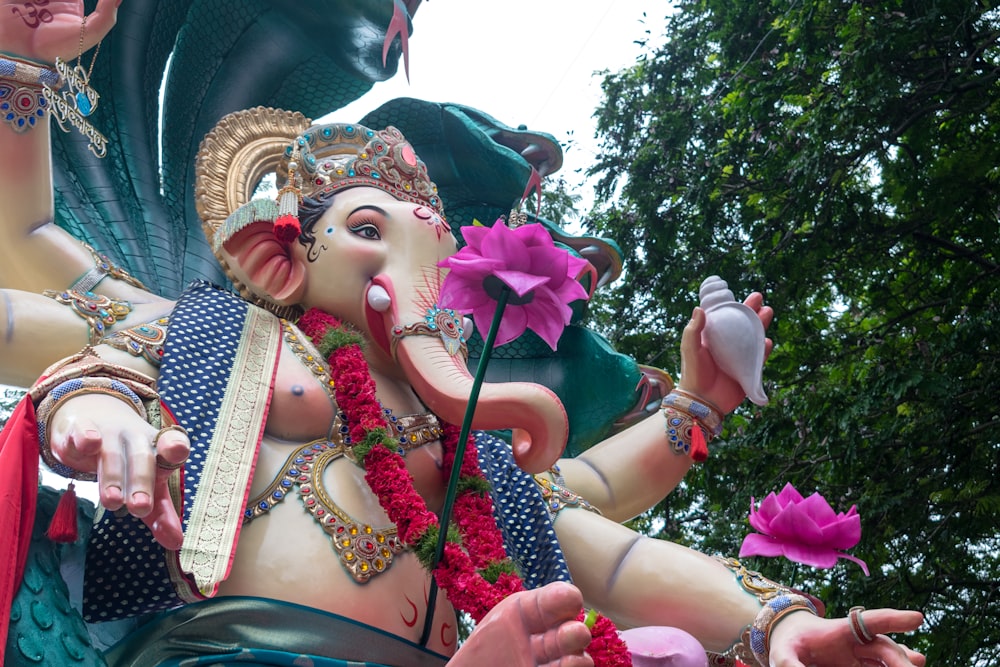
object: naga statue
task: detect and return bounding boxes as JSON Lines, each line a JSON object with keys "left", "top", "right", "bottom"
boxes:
{"left": 0, "top": 1, "right": 925, "bottom": 666}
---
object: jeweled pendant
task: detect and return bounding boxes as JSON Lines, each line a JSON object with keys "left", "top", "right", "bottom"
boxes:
{"left": 76, "top": 91, "right": 93, "bottom": 116}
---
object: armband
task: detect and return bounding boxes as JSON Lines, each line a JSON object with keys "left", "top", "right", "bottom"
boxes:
{"left": 534, "top": 465, "right": 602, "bottom": 521}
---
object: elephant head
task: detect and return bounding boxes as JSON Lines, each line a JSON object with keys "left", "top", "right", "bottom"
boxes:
{"left": 195, "top": 108, "right": 570, "bottom": 473}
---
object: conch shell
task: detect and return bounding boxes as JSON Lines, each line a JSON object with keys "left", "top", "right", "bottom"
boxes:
{"left": 699, "top": 276, "right": 768, "bottom": 405}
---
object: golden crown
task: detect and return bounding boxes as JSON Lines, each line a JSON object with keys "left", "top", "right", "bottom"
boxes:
{"left": 286, "top": 122, "right": 445, "bottom": 219}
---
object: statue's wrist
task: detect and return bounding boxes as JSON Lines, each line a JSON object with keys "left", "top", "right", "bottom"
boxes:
{"left": 0, "top": 53, "right": 60, "bottom": 87}
{"left": 706, "top": 557, "right": 825, "bottom": 667}
{"left": 35, "top": 377, "right": 148, "bottom": 481}
{"left": 659, "top": 388, "right": 724, "bottom": 461}
{"left": 747, "top": 594, "right": 818, "bottom": 666}
{"left": 0, "top": 53, "right": 62, "bottom": 133}
{"left": 665, "top": 387, "right": 724, "bottom": 434}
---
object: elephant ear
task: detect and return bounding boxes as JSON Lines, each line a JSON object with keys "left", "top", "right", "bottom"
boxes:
{"left": 195, "top": 107, "right": 312, "bottom": 319}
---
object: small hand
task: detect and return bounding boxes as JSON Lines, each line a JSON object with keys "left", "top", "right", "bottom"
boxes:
{"left": 677, "top": 291, "right": 774, "bottom": 414}
{"left": 768, "top": 608, "right": 926, "bottom": 667}
{"left": 0, "top": 0, "right": 119, "bottom": 63}
{"left": 48, "top": 392, "right": 189, "bottom": 550}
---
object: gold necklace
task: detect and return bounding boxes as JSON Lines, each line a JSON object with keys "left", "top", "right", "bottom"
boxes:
{"left": 73, "top": 14, "right": 101, "bottom": 116}
{"left": 245, "top": 438, "right": 404, "bottom": 583}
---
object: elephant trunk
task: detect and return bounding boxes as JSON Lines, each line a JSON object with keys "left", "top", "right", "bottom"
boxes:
{"left": 395, "top": 336, "right": 568, "bottom": 474}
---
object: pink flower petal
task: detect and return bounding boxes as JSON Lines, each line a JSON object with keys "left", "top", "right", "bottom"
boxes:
{"left": 818, "top": 513, "right": 862, "bottom": 550}
{"left": 798, "top": 492, "right": 839, "bottom": 525}
{"left": 493, "top": 305, "right": 529, "bottom": 347}
{"left": 769, "top": 502, "right": 825, "bottom": 543}
{"left": 480, "top": 224, "right": 529, "bottom": 272}
{"left": 780, "top": 542, "right": 840, "bottom": 569}
{"left": 776, "top": 482, "right": 805, "bottom": 506}
{"left": 459, "top": 224, "right": 491, "bottom": 251}
{"left": 837, "top": 551, "right": 870, "bottom": 576}
{"left": 739, "top": 533, "right": 786, "bottom": 558}
{"left": 493, "top": 269, "right": 550, "bottom": 298}
{"left": 757, "top": 492, "right": 785, "bottom": 522}
{"left": 521, "top": 295, "right": 573, "bottom": 350}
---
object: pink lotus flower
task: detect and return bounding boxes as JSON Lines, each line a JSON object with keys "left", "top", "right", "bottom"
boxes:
{"left": 438, "top": 220, "right": 590, "bottom": 350}
{"left": 739, "top": 482, "right": 869, "bottom": 575}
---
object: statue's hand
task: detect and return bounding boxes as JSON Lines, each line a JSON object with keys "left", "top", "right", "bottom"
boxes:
{"left": 47, "top": 392, "right": 189, "bottom": 550}
{"left": 0, "top": 0, "right": 119, "bottom": 63}
{"left": 678, "top": 291, "right": 773, "bottom": 415}
{"left": 768, "top": 608, "right": 926, "bottom": 667}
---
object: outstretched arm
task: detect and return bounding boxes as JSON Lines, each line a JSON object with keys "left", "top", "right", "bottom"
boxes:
{"left": 0, "top": 0, "right": 143, "bottom": 294}
{"left": 556, "top": 508, "right": 925, "bottom": 666}
{"left": 556, "top": 294, "right": 774, "bottom": 522}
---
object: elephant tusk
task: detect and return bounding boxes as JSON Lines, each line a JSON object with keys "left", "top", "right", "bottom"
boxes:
{"left": 367, "top": 284, "right": 392, "bottom": 312}
{"left": 462, "top": 317, "right": 474, "bottom": 339}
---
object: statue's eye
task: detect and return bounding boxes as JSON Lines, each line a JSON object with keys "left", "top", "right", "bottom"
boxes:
{"left": 349, "top": 221, "right": 381, "bottom": 241}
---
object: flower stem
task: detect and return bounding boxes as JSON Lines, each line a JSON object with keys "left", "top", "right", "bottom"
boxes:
{"left": 420, "top": 286, "right": 511, "bottom": 645}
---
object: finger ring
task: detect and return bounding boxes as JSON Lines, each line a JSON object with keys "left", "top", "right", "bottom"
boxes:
{"left": 153, "top": 424, "right": 189, "bottom": 470}
{"left": 153, "top": 424, "right": 188, "bottom": 446}
{"left": 848, "top": 606, "right": 876, "bottom": 645}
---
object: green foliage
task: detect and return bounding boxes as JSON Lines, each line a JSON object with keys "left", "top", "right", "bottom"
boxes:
{"left": 595, "top": 2, "right": 1000, "bottom": 663}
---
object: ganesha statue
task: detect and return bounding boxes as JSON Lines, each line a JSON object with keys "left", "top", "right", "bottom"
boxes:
{"left": 0, "top": 2, "right": 925, "bottom": 666}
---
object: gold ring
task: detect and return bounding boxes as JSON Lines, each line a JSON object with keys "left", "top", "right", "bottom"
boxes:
{"left": 153, "top": 424, "right": 189, "bottom": 470}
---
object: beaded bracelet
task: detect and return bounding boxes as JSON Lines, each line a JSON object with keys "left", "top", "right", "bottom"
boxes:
{"left": 661, "top": 389, "right": 724, "bottom": 436}
{"left": 709, "top": 556, "right": 822, "bottom": 667}
{"left": 35, "top": 377, "right": 148, "bottom": 481}
{"left": 0, "top": 55, "right": 60, "bottom": 88}
{"left": 748, "top": 593, "right": 819, "bottom": 666}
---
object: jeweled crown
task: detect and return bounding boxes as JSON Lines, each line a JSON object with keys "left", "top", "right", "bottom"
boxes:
{"left": 284, "top": 122, "right": 445, "bottom": 219}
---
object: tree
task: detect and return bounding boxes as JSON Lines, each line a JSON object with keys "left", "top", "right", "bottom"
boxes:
{"left": 587, "top": 2, "right": 1000, "bottom": 663}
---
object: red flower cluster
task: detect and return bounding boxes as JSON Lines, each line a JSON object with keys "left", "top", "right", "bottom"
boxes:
{"left": 297, "top": 307, "right": 630, "bottom": 664}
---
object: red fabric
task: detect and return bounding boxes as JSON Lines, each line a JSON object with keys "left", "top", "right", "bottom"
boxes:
{"left": 0, "top": 396, "right": 40, "bottom": 664}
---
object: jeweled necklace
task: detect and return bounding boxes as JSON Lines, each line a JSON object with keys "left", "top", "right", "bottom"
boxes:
{"left": 297, "top": 308, "right": 631, "bottom": 665}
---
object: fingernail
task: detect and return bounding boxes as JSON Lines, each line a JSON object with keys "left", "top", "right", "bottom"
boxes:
{"left": 132, "top": 492, "right": 150, "bottom": 505}
{"left": 85, "top": 429, "right": 100, "bottom": 439}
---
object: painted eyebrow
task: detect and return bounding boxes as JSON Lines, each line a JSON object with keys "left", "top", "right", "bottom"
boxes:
{"left": 348, "top": 205, "right": 389, "bottom": 218}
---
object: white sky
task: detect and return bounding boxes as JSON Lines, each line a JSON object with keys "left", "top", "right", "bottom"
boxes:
{"left": 333, "top": 0, "right": 656, "bottom": 207}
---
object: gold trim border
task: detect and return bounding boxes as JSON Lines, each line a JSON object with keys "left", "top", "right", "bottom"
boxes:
{"left": 178, "top": 306, "right": 282, "bottom": 595}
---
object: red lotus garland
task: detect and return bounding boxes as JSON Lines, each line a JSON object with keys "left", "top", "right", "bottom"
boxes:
{"left": 297, "top": 307, "right": 631, "bottom": 665}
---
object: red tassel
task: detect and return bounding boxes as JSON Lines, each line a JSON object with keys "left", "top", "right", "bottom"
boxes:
{"left": 46, "top": 481, "right": 79, "bottom": 543}
{"left": 273, "top": 213, "right": 301, "bottom": 244}
{"left": 690, "top": 422, "right": 709, "bottom": 462}
{"left": 274, "top": 151, "right": 302, "bottom": 245}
